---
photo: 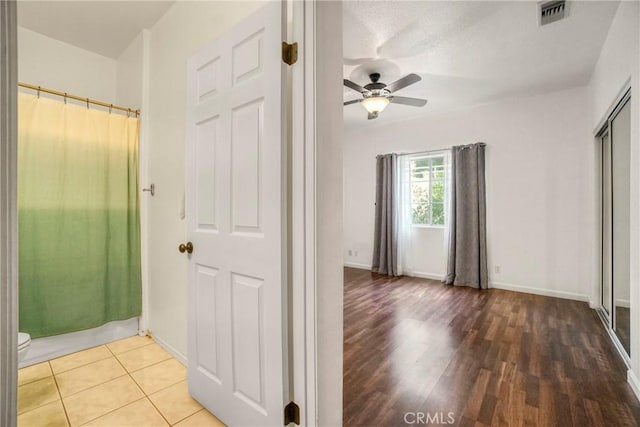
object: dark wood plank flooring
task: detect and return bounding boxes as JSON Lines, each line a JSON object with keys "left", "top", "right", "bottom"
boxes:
{"left": 343, "top": 267, "right": 640, "bottom": 426}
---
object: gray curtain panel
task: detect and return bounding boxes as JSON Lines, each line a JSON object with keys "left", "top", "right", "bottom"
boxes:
{"left": 372, "top": 153, "right": 399, "bottom": 276}
{"left": 444, "top": 143, "right": 488, "bottom": 289}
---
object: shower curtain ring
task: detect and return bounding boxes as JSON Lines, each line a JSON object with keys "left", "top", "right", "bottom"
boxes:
{"left": 109, "top": 104, "right": 113, "bottom": 114}
{"left": 37, "top": 86, "right": 41, "bottom": 98}
{"left": 86, "top": 98, "right": 90, "bottom": 110}
{"left": 64, "top": 93, "right": 67, "bottom": 104}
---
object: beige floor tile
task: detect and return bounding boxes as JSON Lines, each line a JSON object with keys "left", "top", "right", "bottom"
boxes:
{"left": 19, "top": 362, "right": 52, "bottom": 386}
{"left": 62, "top": 375, "right": 144, "bottom": 426}
{"left": 106, "top": 335, "right": 154, "bottom": 355}
{"left": 50, "top": 346, "right": 112, "bottom": 374}
{"left": 148, "top": 381, "right": 202, "bottom": 425}
{"left": 18, "top": 377, "right": 60, "bottom": 414}
{"left": 83, "top": 398, "right": 168, "bottom": 427}
{"left": 130, "top": 358, "right": 186, "bottom": 395}
{"left": 173, "top": 409, "right": 226, "bottom": 427}
{"left": 56, "top": 357, "right": 126, "bottom": 397}
{"left": 17, "top": 399, "right": 69, "bottom": 427}
{"left": 116, "top": 343, "right": 171, "bottom": 373}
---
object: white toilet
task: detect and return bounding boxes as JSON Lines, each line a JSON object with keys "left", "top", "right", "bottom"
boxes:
{"left": 18, "top": 332, "right": 31, "bottom": 362}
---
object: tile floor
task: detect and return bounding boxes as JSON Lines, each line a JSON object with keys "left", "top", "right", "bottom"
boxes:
{"left": 18, "top": 335, "right": 225, "bottom": 427}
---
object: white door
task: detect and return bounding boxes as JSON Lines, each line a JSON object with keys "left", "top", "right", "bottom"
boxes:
{"left": 185, "top": 2, "right": 287, "bottom": 425}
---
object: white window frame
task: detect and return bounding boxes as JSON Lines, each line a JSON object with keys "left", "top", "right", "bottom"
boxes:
{"left": 407, "top": 153, "right": 448, "bottom": 228}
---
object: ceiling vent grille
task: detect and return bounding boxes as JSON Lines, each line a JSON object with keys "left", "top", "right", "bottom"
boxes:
{"left": 539, "top": 0, "right": 568, "bottom": 26}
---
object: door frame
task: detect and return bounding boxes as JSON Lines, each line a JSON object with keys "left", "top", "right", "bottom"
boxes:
{"left": 0, "top": 0, "right": 19, "bottom": 425}
{"left": 291, "top": 1, "right": 344, "bottom": 425}
{"left": 291, "top": 1, "right": 317, "bottom": 424}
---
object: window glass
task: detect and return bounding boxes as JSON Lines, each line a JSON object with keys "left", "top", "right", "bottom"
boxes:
{"left": 409, "top": 155, "right": 447, "bottom": 226}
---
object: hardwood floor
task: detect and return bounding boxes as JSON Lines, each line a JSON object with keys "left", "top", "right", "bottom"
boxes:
{"left": 343, "top": 267, "right": 639, "bottom": 426}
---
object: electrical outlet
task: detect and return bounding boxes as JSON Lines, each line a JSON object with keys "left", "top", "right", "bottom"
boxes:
{"left": 494, "top": 265, "right": 501, "bottom": 274}
{"left": 354, "top": 250, "right": 358, "bottom": 257}
{"left": 348, "top": 250, "right": 353, "bottom": 256}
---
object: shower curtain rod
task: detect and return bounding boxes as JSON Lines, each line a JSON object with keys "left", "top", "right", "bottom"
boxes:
{"left": 18, "top": 82, "right": 140, "bottom": 116}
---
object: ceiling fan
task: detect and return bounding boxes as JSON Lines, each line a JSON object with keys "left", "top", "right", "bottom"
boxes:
{"left": 343, "top": 72, "right": 427, "bottom": 120}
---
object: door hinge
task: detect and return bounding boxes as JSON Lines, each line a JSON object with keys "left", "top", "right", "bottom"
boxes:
{"left": 282, "top": 42, "right": 298, "bottom": 66}
{"left": 284, "top": 401, "right": 300, "bottom": 425}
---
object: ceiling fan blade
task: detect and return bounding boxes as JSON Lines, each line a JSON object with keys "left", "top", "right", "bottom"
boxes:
{"left": 390, "top": 96, "right": 428, "bottom": 107}
{"left": 385, "top": 73, "right": 421, "bottom": 93}
{"left": 344, "top": 79, "right": 368, "bottom": 94}
{"left": 368, "top": 112, "right": 379, "bottom": 120}
{"left": 344, "top": 99, "right": 361, "bottom": 106}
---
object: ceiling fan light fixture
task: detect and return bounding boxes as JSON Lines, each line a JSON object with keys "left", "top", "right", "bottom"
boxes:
{"left": 361, "top": 96, "right": 389, "bottom": 114}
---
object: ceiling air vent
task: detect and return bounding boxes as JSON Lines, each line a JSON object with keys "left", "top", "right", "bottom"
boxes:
{"left": 538, "top": 0, "right": 569, "bottom": 26}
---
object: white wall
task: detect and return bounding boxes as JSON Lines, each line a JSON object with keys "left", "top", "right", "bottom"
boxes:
{"left": 116, "top": 30, "right": 146, "bottom": 110}
{"left": 145, "top": 1, "right": 265, "bottom": 360}
{"left": 18, "top": 27, "right": 116, "bottom": 104}
{"left": 315, "top": 2, "right": 344, "bottom": 425}
{"left": 344, "top": 86, "right": 592, "bottom": 301}
{"left": 587, "top": 0, "right": 640, "bottom": 389}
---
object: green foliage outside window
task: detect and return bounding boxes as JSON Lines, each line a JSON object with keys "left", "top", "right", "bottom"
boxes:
{"left": 409, "top": 155, "right": 446, "bottom": 226}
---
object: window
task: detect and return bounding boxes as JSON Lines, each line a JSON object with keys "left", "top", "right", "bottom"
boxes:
{"left": 408, "top": 154, "right": 446, "bottom": 226}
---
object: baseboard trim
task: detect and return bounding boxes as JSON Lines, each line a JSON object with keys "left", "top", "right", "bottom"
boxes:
{"left": 152, "top": 333, "right": 187, "bottom": 366}
{"left": 616, "top": 298, "right": 631, "bottom": 308}
{"left": 489, "top": 281, "right": 589, "bottom": 303}
{"left": 405, "top": 271, "right": 444, "bottom": 281}
{"left": 344, "top": 263, "right": 589, "bottom": 302}
{"left": 628, "top": 370, "right": 640, "bottom": 403}
{"left": 343, "top": 261, "right": 371, "bottom": 270}
{"left": 343, "top": 262, "right": 444, "bottom": 281}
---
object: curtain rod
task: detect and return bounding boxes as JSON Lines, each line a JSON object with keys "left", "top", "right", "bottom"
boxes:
{"left": 18, "top": 82, "right": 140, "bottom": 116}
{"left": 399, "top": 147, "right": 450, "bottom": 157}
{"left": 399, "top": 143, "right": 486, "bottom": 157}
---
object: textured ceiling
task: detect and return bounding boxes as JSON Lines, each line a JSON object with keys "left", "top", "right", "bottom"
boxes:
{"left": 18, "top": 1, "right": 175, "bottom": 59}
{"left": 343, "top": 1, "right": 620, "bottom": 127}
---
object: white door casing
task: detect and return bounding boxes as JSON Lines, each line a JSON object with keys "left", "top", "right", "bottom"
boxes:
{"left": 185, "top": 2, "right": 287, "bottom": 426}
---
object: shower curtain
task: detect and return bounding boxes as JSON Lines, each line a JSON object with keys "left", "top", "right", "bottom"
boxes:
{"left": 18, "top": 93, "right": 142, "bottom": 338}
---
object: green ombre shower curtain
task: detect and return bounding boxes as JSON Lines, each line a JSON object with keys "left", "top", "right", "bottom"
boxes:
{"left": 18, "top": 93, "right": 142, "bottom": 338}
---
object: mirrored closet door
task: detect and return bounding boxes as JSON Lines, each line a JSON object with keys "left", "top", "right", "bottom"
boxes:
{"left": 600, "top": 91, "right": 631, "bottom": 357}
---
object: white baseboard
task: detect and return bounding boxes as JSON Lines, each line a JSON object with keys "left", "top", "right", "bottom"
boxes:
{"left": 489, "top": 281, "right": 589, "bottom": 303}
{"left": 616, "top": 298, "right": 631, "bottom": 308}
{"left": 152, "top": 333, "right": 187, "bottom": 366}
{"left": 343, "top": 261, "right": 371, "bottom": 270}
{"left": 405, "top": 270, "right": 444, "bottom": 281}
{"left": 344, "top": 263, "right": 590, "bottom": 303}
{"left": 343, "top": 262, "right": 444, "bottom": 281}
{"left": 628, "top": 369, "right": 640, "bottom": 403}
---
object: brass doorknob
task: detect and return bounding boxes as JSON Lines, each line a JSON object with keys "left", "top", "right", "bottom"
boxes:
{"left": 178, "top": 242, "right": 194, "bottom": 254}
